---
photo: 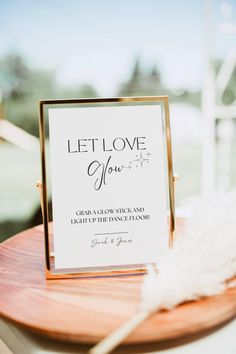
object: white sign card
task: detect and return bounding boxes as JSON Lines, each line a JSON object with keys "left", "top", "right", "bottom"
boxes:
{"left": 47, "top": 102, "right": 170, "bottom": 271}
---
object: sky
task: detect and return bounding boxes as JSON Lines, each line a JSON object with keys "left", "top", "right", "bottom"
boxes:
{"left": 0, "top": 0, "right": 235, "bottom": 95}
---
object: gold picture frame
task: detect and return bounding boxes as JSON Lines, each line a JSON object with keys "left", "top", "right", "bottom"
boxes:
{"left": 38, "top": 96, "right": 176, "bottom": 279}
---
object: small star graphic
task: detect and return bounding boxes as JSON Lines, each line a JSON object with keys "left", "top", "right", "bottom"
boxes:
{"left": 133, "top": 152, "right": 149, "bottom": 168}
{"left": 123, "top": 161, "right": 132, "bottom": 170}
{"left": 127, "top": 162, "right": 132, "bottom": 170}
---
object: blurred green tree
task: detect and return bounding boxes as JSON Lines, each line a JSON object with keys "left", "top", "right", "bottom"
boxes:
{"left": 117, "top": 58, "right": 201, "bottom": 106}
{"left": 118, "top": 58, "right": 165, "bottom": 96}
{"left": 0, "top": 53, "right": 98, "bottom": 136}
{"left": 0, "top": 53, "right": 30, "bottom": 99}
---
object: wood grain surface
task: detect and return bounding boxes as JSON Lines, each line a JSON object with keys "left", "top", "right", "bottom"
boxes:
{"left": 0, "top": 220, "right": 236, "bottom": 344}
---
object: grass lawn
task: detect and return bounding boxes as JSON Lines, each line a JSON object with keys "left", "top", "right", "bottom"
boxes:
{"left": 0, "top": 143, "right": 41, "bottom": 241}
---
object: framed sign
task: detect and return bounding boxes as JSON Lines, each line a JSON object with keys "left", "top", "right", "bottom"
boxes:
{"left": 38, "top": 96, "right": 175, "bottom": 279}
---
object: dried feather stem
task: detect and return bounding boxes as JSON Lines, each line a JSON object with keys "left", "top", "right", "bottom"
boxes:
{"left": 89, "top": 191, "right": 236, "bottom": 354}
{"left": 89, "top": 309, "right": 150, "bottom": 354}
{"left": 89, "top": 278, "right": 236, "bottom": 354}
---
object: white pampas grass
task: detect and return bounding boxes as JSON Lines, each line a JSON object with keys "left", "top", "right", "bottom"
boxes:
{"left": 89, "top": 191, "right": 236, "bottom": 354}
{"left": 141, "top": 191, "right": 236, "bottom": 312}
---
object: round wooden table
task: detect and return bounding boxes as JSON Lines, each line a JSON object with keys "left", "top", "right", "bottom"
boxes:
{"left": 0, "top": 221, "right": 236, "bottom": 349}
